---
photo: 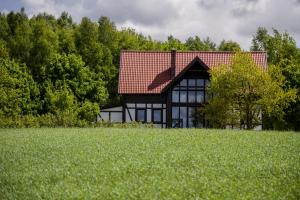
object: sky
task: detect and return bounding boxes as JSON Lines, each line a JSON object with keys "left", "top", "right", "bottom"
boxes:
{"left": 1, "top": 0, "right": 300, "bottom": 49}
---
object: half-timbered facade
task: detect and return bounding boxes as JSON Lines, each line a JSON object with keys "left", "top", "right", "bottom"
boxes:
{"left": 99, "top": 50, "right": 267, "bottom": 128}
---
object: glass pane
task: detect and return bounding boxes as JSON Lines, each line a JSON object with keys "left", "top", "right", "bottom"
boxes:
{"left": 188, "top": 107, "right": 195, "bottom": 118}
{"left": 189, "top": 79, "right": 196, "bottom": 86}
{"left": 188, "top": 107, "right": 196, "bottom": 127}
{"left": 196, "top": 91, "right": 204, "bottom": 103}
{"left": 197, "top": 79, "right": 205, "bottom": 87}
{"left": 180, "top": 91, "right": 187, "bottom": 103}
{"left": 172, "top": 107, "right": 179, "bottom": 119}
{"left": 180, "top": 79, "right": 187, "bottom": 86}
{"left": 188, "top": 91, "right": 196, "bottom": 103}
{"left": 153, "top": 110, "right": 162, "bottom": 123}
{"left": 172, "top": 90, "right": 179, "bottom": 103}
{"left": 180, "top": 107, "right": 187, "bottom": 128}
{"left": 172, "top": 119, "right": 181, "bottom": 128}
{"left": 136, "top": 110, "right": 145, "bottom": 122}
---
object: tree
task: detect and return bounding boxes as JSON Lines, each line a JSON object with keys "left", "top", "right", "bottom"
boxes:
{"left": 6, "top": 9, "right": 32, "bottom": 63}
{"left": 0, "top": 40, "right": 9, "bottom": 59}
{"left": 185, "top": 36, "right": 206, "bottom": 50}
{"left": 0, "top": 13, "right": 10, "bottom": 42}
{"left": 162, "top": 35, "right": 187, "bottom": 50}
{"left": 202, "top": 52, "right": 297, "bottom": 129}
{"left": 251, "top": 27, "right": 300, "bottom": 130}
{"left": 203, "top": 37, "right": 216, "bottom": 50}
{"left": 75, "top": 17, "right": 112, "bottom": 71}
{"left": 98, "top": 16, "right": 118, "bottom": 50}
{"left": 44, "top": 53, "right": 109, "bottom": 106}
{"left": 0, "top": 58, "right": 39, "bottom": 117}
{"left": 29, "top": 17, "right": 59, "bottom": 81}
{"left": 57, "top": 12, "right": 73, "bottom": 28}
{"left": 218, "top": 40, "right": 241, "bottom": 51}
{"left": 185, "top": 36, "right": 217, "bottom": 51}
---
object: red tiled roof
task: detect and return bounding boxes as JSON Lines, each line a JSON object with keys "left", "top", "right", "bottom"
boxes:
{"left": 118, "top": 51, "right": 267, "bottom": 94}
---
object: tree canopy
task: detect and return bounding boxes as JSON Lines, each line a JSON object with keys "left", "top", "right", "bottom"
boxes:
{"left": 202, "top": 53, "right": 297, "bottom": 129}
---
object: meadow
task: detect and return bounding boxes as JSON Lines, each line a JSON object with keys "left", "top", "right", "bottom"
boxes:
{"left": 0, "top": 128, "right": 299, "bottom": 199}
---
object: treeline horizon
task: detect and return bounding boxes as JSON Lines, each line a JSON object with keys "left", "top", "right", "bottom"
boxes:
{"left": 0, "top": 8, "right": 299, "bottom": 130}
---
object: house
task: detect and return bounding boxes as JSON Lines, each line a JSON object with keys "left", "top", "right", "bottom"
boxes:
{"left": 99, "top": 50, "right": 267, "bottom": 128}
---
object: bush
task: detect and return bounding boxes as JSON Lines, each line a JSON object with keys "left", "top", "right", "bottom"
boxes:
{"left": 22, "top": 115, "right": 40, "bottom": 128}
{"left": 77, "top": 101, "right": 100, "bottom": 122}
{"left": 93, "top": 121, "right": 155, "bottom": 128}
{"left": 0, "top": 114, "right": 156, "bottom": 128}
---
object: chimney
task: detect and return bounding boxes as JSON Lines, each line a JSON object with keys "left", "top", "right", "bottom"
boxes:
{"left": 171, "top": 48, "right": 176, "bottom": 78}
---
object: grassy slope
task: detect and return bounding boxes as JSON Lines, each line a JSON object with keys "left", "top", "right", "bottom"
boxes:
{"left": 0, "top": 128, "right": 299, "bottom": 200}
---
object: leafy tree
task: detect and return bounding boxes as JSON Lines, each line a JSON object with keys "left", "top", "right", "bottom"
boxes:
{"left": 57, "top": 13, "right": 76, "bottom": 54}
{"left": 0, "top": 58, "right": 39, "bottom": 117}
{"left": 29, "top": 17, "right": 59, "bottom": 81}
{"left": 202, "top": 52, "right": 297, "bottom": 129}
{"left": 76, "top": 17, "right": 112, "bottom": 71}
{"left": 57, "top": 12, "right": 73, "bottom": 28}
{"left": 45, "top": 53, "right": 109, "bottom": 106}
{"left": 251, "top": 27, "right": 300, "bottom": 130}
{"left": 98, "top": 16, "right": 118, "bottom": 49}
{"left": 185, "top": 36, "right": 216, "bottom": 51}
{"left": 162, "top": 35, "right": 187, "bottom": 50}
{"left": 44, "top": 83, "right": 76, "bottom": 113}
{"left": 202, "top": 37, "right": 217, "bottom": 50}
{"left": 0, "top": 40, "right": 9, "bottom": 59}
{"left": 218, "top": 40, "right": 241, "bottom": 51}
{"left": 185, "top": 36, "right": 205, "bottom": 50}
{"left": 251, "top": 27, "right": 300, "bottom": 64}
{"left": 0, "top": 13, "right": 10, "bottom": 41}
{"left": 6, "top": 9, "right": 32, "bottom": 63}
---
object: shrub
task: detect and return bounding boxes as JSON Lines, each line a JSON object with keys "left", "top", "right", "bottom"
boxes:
{"left": 77, "top": 101, "right": 100, "bottom": 122}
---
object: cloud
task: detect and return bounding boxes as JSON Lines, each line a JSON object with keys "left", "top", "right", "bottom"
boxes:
{"left": 95, "top": 0, "right": 179, "bottom": 26}
{"left": 1, "top": 0, "right": 299, "bottom": 49}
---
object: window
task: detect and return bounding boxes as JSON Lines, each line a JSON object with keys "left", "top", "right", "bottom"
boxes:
{"left": 180, "top": 91, "right": 187, "bottom": 103}
{"left": 172, "top": 107, "right": 180, "bottom": 127}
{"left": 152, "top": 109, "right": 162, "bottom": 123}
{"left": 171, "top": 78, "right": 209, "bottom": 128}
{"left": 188, "top": 91, "right": 196, "bottom": 103}
{"left": 189, "top": 79, "right": 196, "bottom": 86}
{"left": 172, "top": 78, "right": 208, "bottom": 103}
{"left": 136, "top": 109, "right": 146, "bottom": 122}
{"left": 172, "top": 90, "right": 179, "bottom": 103}
{"left": 188, "top": 107, "right": 196, "bottom": 127}
{"left": 180, "top": 107, "right": 187, "bottom": 127}
{"left": 196, "top": 91, "right": 204, "bottom": 103}
{"left": 197, "top": 79, "right": 205, "bottom": 87}
{"left": 180, "top": 79, "right": 187, "bottom": 86}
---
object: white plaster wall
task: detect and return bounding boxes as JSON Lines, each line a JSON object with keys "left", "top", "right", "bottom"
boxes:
{"left": 147, "top": 109, "right": 152, "bottom": 122}
{"left": 163, "top": 109, "right": 166, "bottom": 123}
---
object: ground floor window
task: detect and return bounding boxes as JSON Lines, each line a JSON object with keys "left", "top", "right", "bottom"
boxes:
{"left": 136, "top": 109, "right": 146, "bottom": 122}
{"left": 126, "top": 103, "right": 166, "bottom": 127}
{"left": 152, "top": 109, "right": 162, "bottom": 124}
{"left": 172, "top": 106, "right": 206, "bottom": 128}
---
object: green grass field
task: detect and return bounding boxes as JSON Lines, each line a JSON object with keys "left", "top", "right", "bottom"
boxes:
{"left": 0, "top": 128, "right": 299, "bottom": 199}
